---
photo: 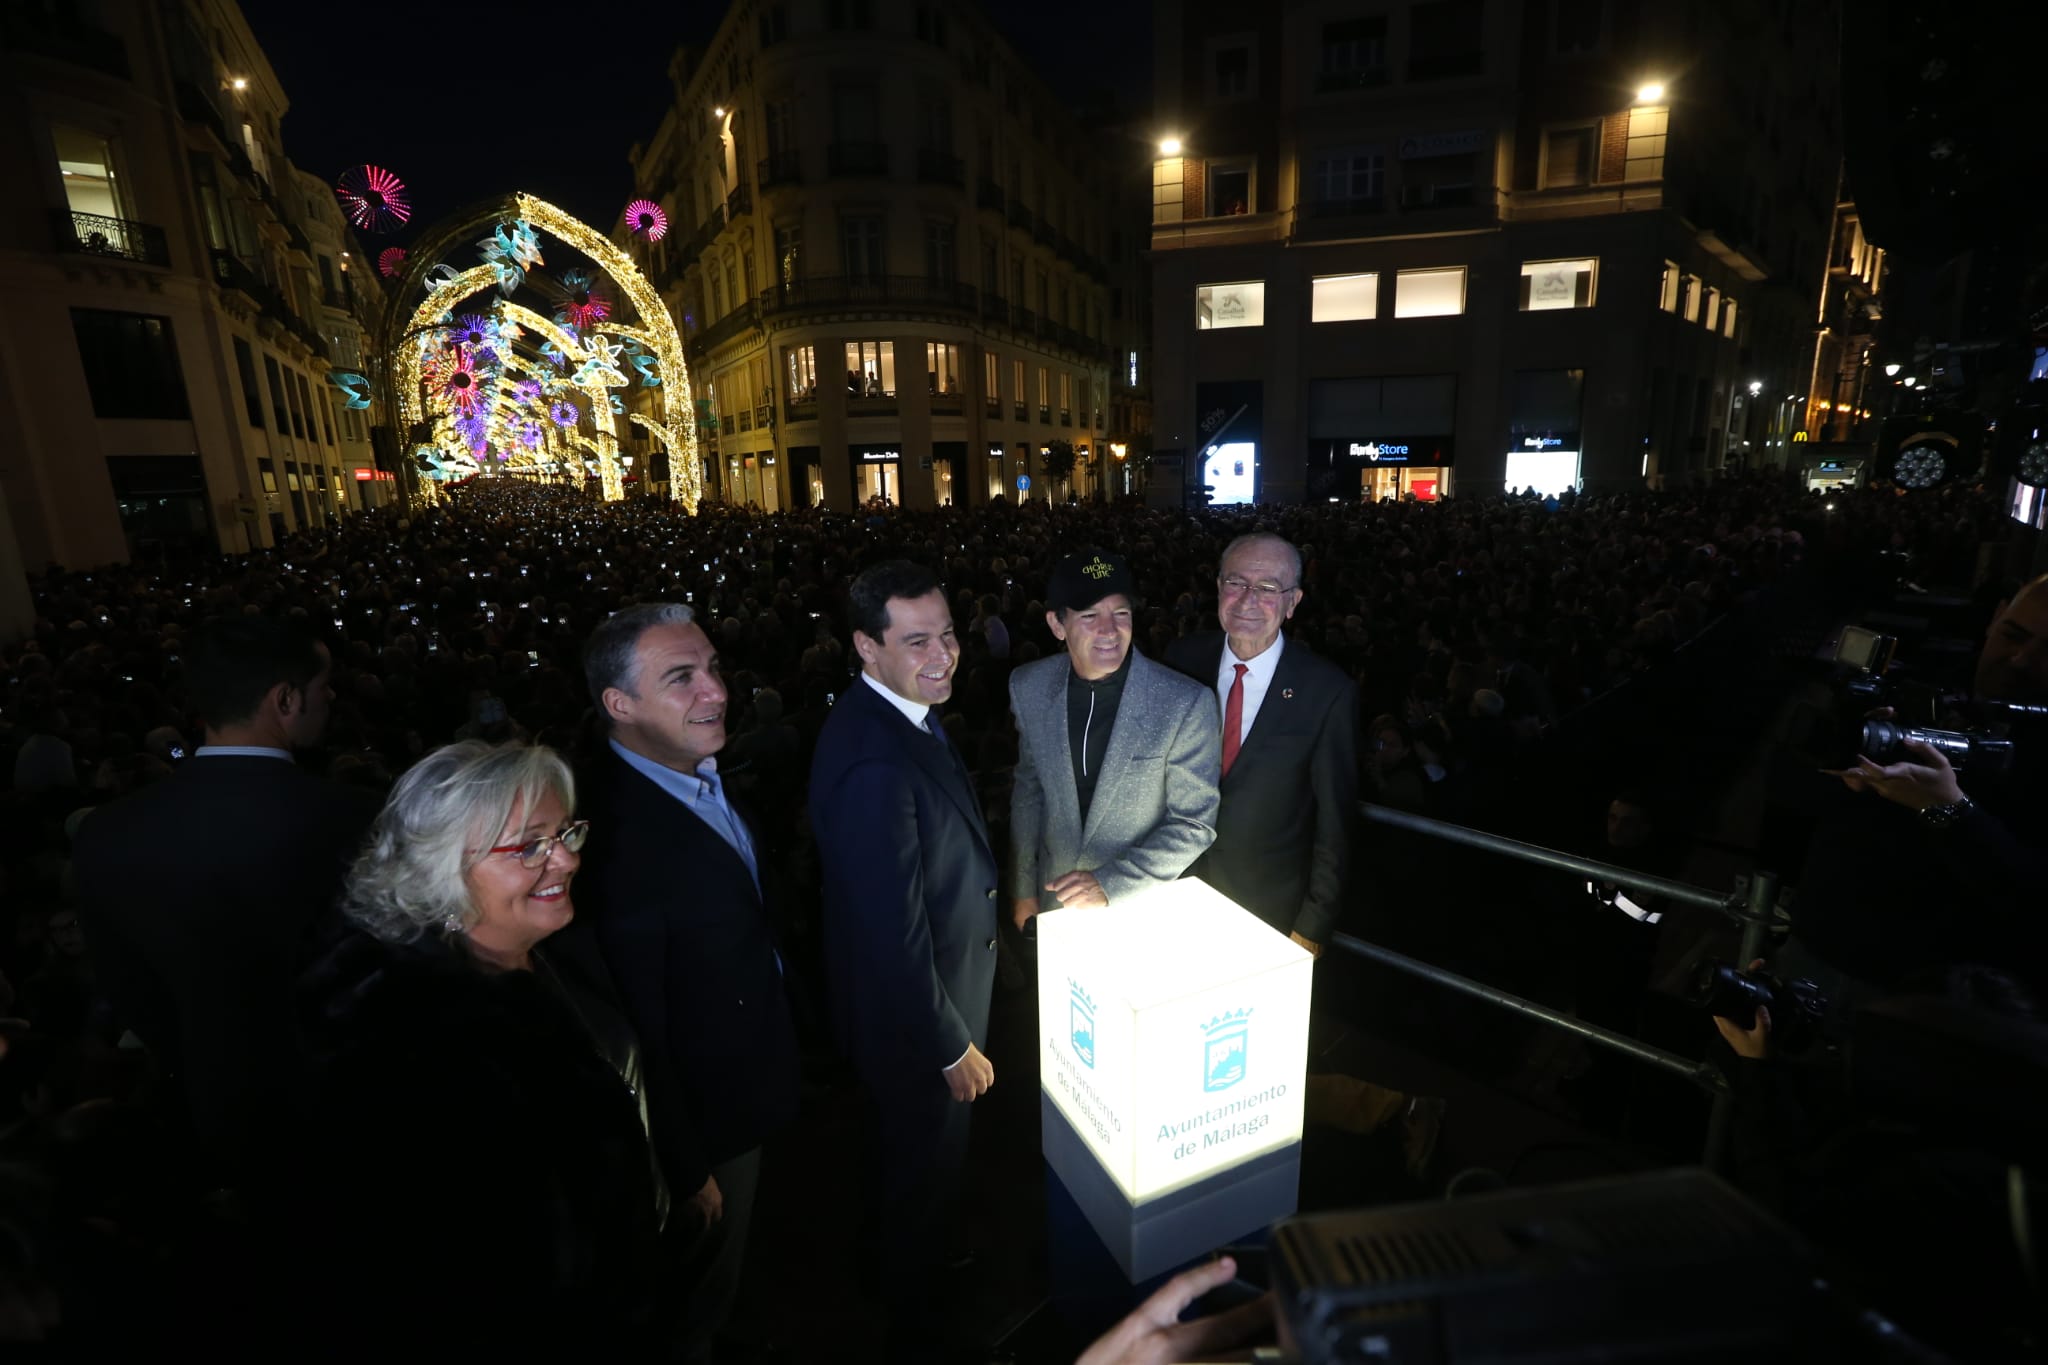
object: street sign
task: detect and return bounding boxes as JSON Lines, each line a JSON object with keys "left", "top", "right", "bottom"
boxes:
{"left": 1017, "top": 474, "right": 1032, "bottom": 492}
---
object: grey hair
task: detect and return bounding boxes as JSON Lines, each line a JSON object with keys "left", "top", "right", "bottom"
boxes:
{"left": 1219, "top": 533, "right": 1304, "bottom": 589}
{"left": 582, "top": 601, "right": 696, "bottom": 727}
{"left": 342, "top": 740, "right": 577, "bottom": 944}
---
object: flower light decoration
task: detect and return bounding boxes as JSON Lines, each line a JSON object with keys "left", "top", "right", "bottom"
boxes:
{"left": 335, "top": 165, "right": 412, "bottom": 232}
{"left": 436, "top": 348, "right": 485, "bottom": 415}
{"left": 328, "top": 371, "right": 373, "bottom": 409}
{"left": 624, "top": 199, "right": 669, "bottom": 241}
{"left": 552, "top": 268, "right": 611, "bottom": 331}
{"left": 550, "top": 399, "right": 580, "bottom": 428}
{"left": 511, "top": 378, "right": 544, "bottom": 406}
{"left": 477, "top": 221, "right": 543, "bottom": 295}
{"left": 453, "top": 412, "right": 488, "bottom": 450}
{"left": 518, "top": 419, "right": 545, "bottom": 450}
{"left": 377, "top": 247, "right": 408, "bottom": 278}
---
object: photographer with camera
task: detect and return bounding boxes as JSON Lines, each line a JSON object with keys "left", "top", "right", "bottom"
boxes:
{"left": 1787, "top": 574, "right": 2048, "bottom": 1013}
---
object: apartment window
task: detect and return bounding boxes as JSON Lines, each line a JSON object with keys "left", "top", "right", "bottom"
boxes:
{"left": 1194, "top": 281, "right": 1265, "bottom": 329}
{"left": 924, "top": 220, "right": 956, "bottom": 283}
{"left": 284, "top": 368, "right": 306, "bottom": 438}
{"left": 927, "top": 342, "right": 961, "bottom": 395}
{"left": 1703, "top": 286, "right": 1721, "bottom": 332}
{"left": 1659, "top": 260, "right": 1681, "bottom": 312}
{"left": 839, "top": 214, "right": 884, "bottom": 282}
{"left": 1312, "top": 273, "right": 1379, "bottom": 322}
{"left": 1721, "top": 297, "right": 1739, "bottom": 339}
{"left": 1012, "top": 357, "right": 1026, "bottom": 418}
{"left": 71, "top": 309, "right": 188, "bottom": 419}
{"left": 1207, "top": 159, "right": 1254, "bottom": 216}
{"left": 774, "top": 223, "right": 802, "bottom": 286}
{"left": 1552, "top": 0, "right": 1604, "bottom": 53}
{"left": 1393, "top": 267, "right": 1466, "bottom": 317}
{"left": 1625, "top": 105, "right": 1668, "bottom": 181}
{"left": 1152, "top": 155, "right": 1184, "bottom": 225}
{"left": 1408, "top": 0, "right": 1484, "bottom": 80}
{"left": 1319, "top": 17, "right": 1388, "bottom": 90}
{"left": 758, "top": 3, "right": 788, "bottom": 46}
{"left": 914, "top": 2, "right": 948, "bottom": 46}
{"left": 917, "top": 90, "right": 954, "bottom": 152}
{"left": 1519, "top": 258, "right": 1597, "bottom": 310}
{"left": 259, "top": 461, "right": 278, "bottom": 494}
{"left": 1681, "top": 274, "right": 1702, "bottom": 323}
{"left": 240, "top": 121, "right": 269, "bottom": 181}
{"left": 1037, "top": 366, "right": 1050, "bottom": 422}
{"left": 54, "top": 123, "right": 124, "bottom": 219}
{"left": 1037, "top": 269, "right": 1050, "bottom": 316}
{"left": 845, "top": 340, "right": 895, "bottom": 396}
{"left": 1310, "top": 147, "right": 1384, "bottom": 208}
{"left": 980, "top": 241, "right": 998, "bottom": 297}
{"left": 984, "top": 351, "right": 1000, "bottom": 409}
{"left": 1210, "top": 40, "right": 1254, "bottom": 101}
{"left": 1400, "top": 152, "right": 1479, "bottom": 209}
{"left": 826, "top": 0, "right": 873, "bottom": 30}
{"left": 1128, "top": 350, "right": 1139, "bottom": 387}
{"left": 190, "top": 153, "right": 227, "bottom": 251}
{"left": 1541, "top": 125, "right": 1598, "bottom": 188}
{"left": 263, "top": 354, "right": 289, "bottom": 432}
{"left": 233, "top": 337, "right": 264, "bottom": 427}
{"left": 1058, "top": 372, "right": 1073, "bottom": 423}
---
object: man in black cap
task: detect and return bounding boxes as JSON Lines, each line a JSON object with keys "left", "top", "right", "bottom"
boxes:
{"left": 1008, "top": 550, "right": 1220, "bottom": 932}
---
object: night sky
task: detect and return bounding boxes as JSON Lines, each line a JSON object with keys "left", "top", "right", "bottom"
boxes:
{"left": 240, "top": 0, "right": 1153, "bottom": 242}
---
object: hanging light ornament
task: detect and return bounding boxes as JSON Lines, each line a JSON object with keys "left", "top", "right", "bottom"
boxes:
{"left": 552, "top": 268, "right": 612, "bottom": 331}
{"left": 624, "top": 199, "right": 669, "bottom": 241}
{"left": 335, "top": 165, "right": 412, "bottom": 232}
{"left": 377, "top": 247, "right": 408, "bottom": 278}
{"left": 549, "top": 399, "right": 580, "bottom": 428}
{"left": 436, "top": 348, "right": 484, "bottom": 415}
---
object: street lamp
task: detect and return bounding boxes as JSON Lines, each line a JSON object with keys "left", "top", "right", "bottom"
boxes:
{"left": 1902, "top": 376, "right": 1917, "bottom": 388}
{"left": 1158, "top": 136, "right": 1183, "bottom": 156}
{"left": 1884, "top": 363, "right": 1902, "bottom": 377}
{"left": 1635, "top": 81, "right": 1667, "bottom": 103}
{"left": 1748, "top": 380, "right": 1763, "bottom": 397}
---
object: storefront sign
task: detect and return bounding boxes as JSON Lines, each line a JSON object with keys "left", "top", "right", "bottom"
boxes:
{"left": 1316, "top": 436, "right": 1455, "bottom": 467}
{"left": 852, "top": 446, "right": 901, "bottom": 463}
{"left": 1398, "top": 130, "right": 1484, "bottom": 159}
{"left": 1349, "top": 441, "right": 1411, "bottom": 459}
{"left": 1515, "top": 429, "right": 1580, "bottom": 451}
{"left": 352, "top": 469, "right": 395, "bottom": 482}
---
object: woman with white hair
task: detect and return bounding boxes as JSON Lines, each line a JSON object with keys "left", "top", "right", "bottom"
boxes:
{"left": 296, "top": 739, "right": 665, "bottom": 1357}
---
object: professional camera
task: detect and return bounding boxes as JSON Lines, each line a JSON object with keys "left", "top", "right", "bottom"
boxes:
{"left": 1857, "top": 717, "right": 2016, "bottom": 772}
{"left": 1813, "top": 623, "right": 2025, "bottom": 773}
{"left": 1689, "top": 960, "right": 1829, "bottom": 1054}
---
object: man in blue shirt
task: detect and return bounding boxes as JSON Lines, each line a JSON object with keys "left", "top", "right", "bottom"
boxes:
{"left": 576, "top": 603, "right": 800, "bottom": 1364}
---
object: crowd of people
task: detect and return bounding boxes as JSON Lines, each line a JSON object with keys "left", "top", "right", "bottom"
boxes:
{"left": 0, "top": 472, "right": 2032, "bottom": 1359}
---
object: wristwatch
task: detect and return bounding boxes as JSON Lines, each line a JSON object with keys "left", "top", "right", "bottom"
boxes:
{"left": 1918, "top": 796, "right": 1976, "bottom": 830}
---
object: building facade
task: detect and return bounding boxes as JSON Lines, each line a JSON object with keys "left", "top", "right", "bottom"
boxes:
{"left": 1149, "top": 0, "right": 1842, "bottom": 505}
{"left": 623, "top": 0, "right": 1150, "bottom": 512}
{"left": 0, "top": 0, "right": 384, "bottom": 575}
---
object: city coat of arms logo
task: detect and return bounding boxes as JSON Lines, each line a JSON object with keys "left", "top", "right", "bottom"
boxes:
{"left": 1202, "top": 1008, "right": 1251, "bottom": 1092}
{"left": 1069, "top": 980, "right": 1097, "bottom": 1069}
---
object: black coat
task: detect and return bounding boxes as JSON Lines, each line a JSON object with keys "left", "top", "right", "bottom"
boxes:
{"left": 808, "top": 677, "right": 1000, "bottom": 1088}
{"left": 70, "top": 754, "right": 376, "bottom": 1172}
{"left": 574, "top": 744, "right": 800, "bottom": 1196}
{"left": 296, "top": 931, "right": 662, "bottom": 1358}
{"left": 1165, "top": 631, "right": 1360, "bottom": 944}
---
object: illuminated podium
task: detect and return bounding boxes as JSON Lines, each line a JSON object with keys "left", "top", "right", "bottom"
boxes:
{"left": 1037, "top": 878, "right": 1313, "bottom": 1282}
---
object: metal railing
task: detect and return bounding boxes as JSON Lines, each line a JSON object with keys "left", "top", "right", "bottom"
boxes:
{"left": 54, "top": 209, "right": 170, "bottom": 267}
{"left": 1340, "top": 802, "right": 1784, "bottom": 1170}
{"left": 827, "top": 140, "right": 888, "bottom": 176}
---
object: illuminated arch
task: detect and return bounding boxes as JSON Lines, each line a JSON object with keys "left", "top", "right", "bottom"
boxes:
{"left": 375, "top": 192, "right": 699, "bottom": 509}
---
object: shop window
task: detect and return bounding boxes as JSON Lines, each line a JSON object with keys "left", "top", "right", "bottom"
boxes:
{"left": 844, "top": 340, "right": 895, "bottom": 397}
{"left": 1393, "top": 267, "right": 1465, "bottom": 318}
{"left": 1194, "top": 280, "right": 1265, "bottom": 329}
{"left": 1519, "top": 258, "right": 1597, "bottom": 310}
{"left": 926, "top": 342, "right": 961, "bottom": 395}
{"left": 1312, "top": 273, "right": 1378, "bottom": 322}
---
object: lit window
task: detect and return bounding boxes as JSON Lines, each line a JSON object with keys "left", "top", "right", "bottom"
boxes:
{"left": 1659, "top": 260, "right": 1681, "bottom": 312}
{"left": 1721, "top": 297, "right": 1739, "bottom": 338}
{"left": 1703, "top": 286, "right": 1721, "bottom": 331}
{"left": 1194, "top": 280, "right": 1265, "bottom": 329}
{"left": 1312, "top": 272, "right": 1378, "bottom": 322}
{"left": 1152, "top": 156, "right": 1184, "bottom": 225}
{"left": 1393, "top": 267, "right": 1465, "bottom": 318}
{"left": 1625, "top": 104, "right": 1667, "bottom": 181}
{"left": 1681, "top": 274, "right": 1702, "bottom": 323}
{"left": 1519, "top": 258, "right": 1597, "bottom": 310}
{"left": 844, "top": 340, "right": 895, "bottom": 396}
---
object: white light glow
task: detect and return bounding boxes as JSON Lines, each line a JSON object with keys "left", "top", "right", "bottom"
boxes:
{"left": 1636, "top": 81, "right": 1666, "bottom": 103}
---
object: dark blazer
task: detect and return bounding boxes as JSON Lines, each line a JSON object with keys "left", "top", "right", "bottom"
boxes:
{"left": 71, "top": 753, "right": 376, "bottom": 1171}
{"left": 808, "top": 677, "right": 1000, "bottom": 1087}
{"left": 573, "top": 743, "right": 800, "bottom": 1198}
{"left": 1166, "top": 631, "right": 1360, "bottom": 944}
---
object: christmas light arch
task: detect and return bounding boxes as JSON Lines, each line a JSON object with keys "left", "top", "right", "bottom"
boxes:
{"left": 376, "top": 192, "right": 698, "bottom": 510}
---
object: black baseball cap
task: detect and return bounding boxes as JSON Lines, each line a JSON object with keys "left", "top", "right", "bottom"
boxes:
{"left": 1046, "top": 550, "right": 1137, "bottom": 614}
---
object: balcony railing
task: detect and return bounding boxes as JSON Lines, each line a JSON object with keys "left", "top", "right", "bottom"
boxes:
{"left": 56, "top": 209, "right": 170, "bottom": 267}
{"left": 758, "top": 150, "right": 802, "bottom": 189}
{"left": 977, "top": 179, "right": 1005, "bottom": 213}
{"left": 173, "top": 78, "right": 228, "bottom": 144}
{"left": 726, "top": 184, "right": 752, "bottom": 220}
{"left": 1306, "top": 194, "right": 1386, "bottom": 219}
{"left": 985, "top": 398, "right": 1002, "bottom": 417}
{"left": 211, "top": 247, "right": 262, "bottom": 296}
{"left": 1059, "top": 410, "right": 1073, "bottom": 427}
{"left": 1038, "top": 405, "right": 1052, "bottom": 424}
{"left": 785, "top": 396, "right": 819, "bottom": 423}
{"left": 1316, "top": 66, "right": 1390, "bottom": 92}
{"left": 686, "top": 302, "right": 763, "bottom": 358}
{"left": 1014, "top": 403, "right": 1028, "bottom": 421}
{"left": 323, "top": 287, "right": 351, "bottom": 311}
{"left": 916, "top": 148, "right": 964, "bottom": 186}
{"left": 1, "top": 9, "right": 130, "bottom": 78}
{"left": 1012, "top": 304, "right": 1036, "bottom": 332}
{"left": 827, "top": 141, "right": 889, "bottom": 177}
{"left": 755, "top": 404, "right": 774, "bottom": 429}
{"left": 931, "top": 390, "right": 965, "bottom": 414}
{"left": 757, "top": 275, "right": 978, "bottom": 315}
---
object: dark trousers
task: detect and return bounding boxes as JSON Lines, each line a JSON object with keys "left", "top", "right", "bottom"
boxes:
{"left": 866, "top": 1074, "right": 974, "bottom": 1339}
{"left": 666, "top": 1146, "right": 762, "bottom": 1364}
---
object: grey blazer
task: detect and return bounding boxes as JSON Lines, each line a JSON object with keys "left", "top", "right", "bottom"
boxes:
{"left": 1008, "top": 649, "right": 1221, "bottom": 906}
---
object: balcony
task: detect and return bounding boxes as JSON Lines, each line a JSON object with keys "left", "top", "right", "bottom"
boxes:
{"left": 1399, "top": 182, "right": 1479, "bottom": 210}
{"left": 980, "top": 291, "right": 1009, "bottom": 323}
{"left": 173, "top": 78, "right": 229, "bottom": 144}
{"left": 211, "top": 247, "right": 262, "bottom": 299}
{"left": 827, "top": 141, "right": 889, "bottom": 177}
{"left": 931, "top": 389, "right": 965, "bottom": 414}
{"left": 1059, "top": 410, "right": 1073, "bottom": 427}
{"left": 1014, "top": 403, "right": 1028, "bottom": 421}
{"left": 916, "top": 148, "right": 964, "bottom": 186}
{"left": 323, "top": 287, "right": 352, "bottom": 311}
{"left": 1306, "top": 194, "right": 1386, "bottom": 220}
{"left": 785, "top": 395, "right": 819, "bottom": 423}
{"left": 54, "top": 209, "right": 169, "bottom": 267}
{"left": 757, "top": 275, "right": 978, "bottom": 315}
{"left": 685, "top": 301, "right": 763, "bottom": 358}
{"left": 977, "top": 179, "right": 1005, "bottom": 214}
{"left": 758, "top": 150, "right": 802, "bottom": 189}
{"left": 755, "top": 404, "right": 774, "bottom": 429}
{"left": 1, "top": 8, "right": 129, "bottom": 78}
{"left": 726, "top": 184, "right": 752, "bottom": 220}
{"left": 1038, "top": 406, "right": 1052, "bottom": 424}
{"left": 1315, "top": 66, "right": 1390, "bottom": 93}
{"left": 985, "top": 397, "right": 1002, "bottom": 417}
{"left": 1008, "top": 200, "right": 1033, "bottom": 232}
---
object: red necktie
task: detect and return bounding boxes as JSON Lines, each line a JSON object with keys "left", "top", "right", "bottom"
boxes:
{"left": 1221, "top": 663, "right": 1248, "bottom": 777}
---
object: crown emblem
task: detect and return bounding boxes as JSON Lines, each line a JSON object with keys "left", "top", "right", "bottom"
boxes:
{"left": 1202, "top": 1007, "right": 1253, "bottom": 1035}
{"left": 1069, "top": 980, "right": 1096, "bottom": 1012}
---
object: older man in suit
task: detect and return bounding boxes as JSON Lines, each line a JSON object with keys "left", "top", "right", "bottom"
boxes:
{"left": 577, "top": 602, "right": 800, "bottom": 1363}
{"left": 1009, "top": 550, "right": 1219, "bottom": 932}
{"left": 809, "top": 560, "right": 1000, "bottom": 1353}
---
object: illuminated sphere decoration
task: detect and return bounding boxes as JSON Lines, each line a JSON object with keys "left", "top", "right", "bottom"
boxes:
{"left": 377, "top": 247, "right": 408, "bottom": 278}
{"left": 624, "top": 199, "right": 669, "bottom": 241}
{"left": 2018, "top": 440, "right": 2048, "bottom": 489}
{"left": 1892, "top": 442, "right": 1949, "bottom": 490}
{"left": 336, "top": 165, "right": 413, "bottom": 232}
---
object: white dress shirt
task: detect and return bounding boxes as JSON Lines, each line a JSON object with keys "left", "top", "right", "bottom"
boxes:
{"left": 1215, "top": 632, "right": 1285, "bottom": 750}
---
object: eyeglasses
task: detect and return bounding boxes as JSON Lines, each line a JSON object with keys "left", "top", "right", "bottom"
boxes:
{"left": 1219, "top": 576, "right": 1297, "bottom": 605}
{"left": 485, "top": 819, "right": 590, "bottom": 868}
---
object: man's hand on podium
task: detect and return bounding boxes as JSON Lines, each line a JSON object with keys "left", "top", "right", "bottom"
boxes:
{"left": 1047, "top": 870, "right": 1108, "bottom": 908}
{"left": 943, "top": 1043, "right": 994, "bottom": 1102}
{"left": 1076, "top": 1255, "right": 1272, "bottom": 1365}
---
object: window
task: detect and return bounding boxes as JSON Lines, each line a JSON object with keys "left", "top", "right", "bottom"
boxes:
{"left": 1313, "top": 273, "right": 1378, "bottom": 322}
{"left": 839, "top": 214, "right": 884, "bottom": 281}
{"left": 259, "top": 461, "right": 278, "bottom": 494}
{"left": 1552, "top": 0, "right": 1604, "bottom": 54}
{"left": 1153, "top": 155, "right": 1184, "bottom": 225}
{"left": 981, "top": 241, "right": 998, "bottom": 296}
{"left": 1128, "top": 350, "right": 1139, "bottom": 387}
{"left": 1625, "top": 105, "right": 1667, "bottom": 181}
{"left": 1207, "top": 160, "right": 1253, "bottom": 216}
{"left": 54, "top": 124, "right": 123, "bottom": 219}
{"left": 1721, "top": 297, "right": 1739, "bottom": 338}
{"left": 190, "top": 153, "right": 227, "bottom": 251}
{"left": 1212, "top": 43, "right": 1253, "bottom": 100}
{"left": 240, "top": 121, "right": 269, "bottom": 181}
{"left": 1703, "top": 286, "right": 1721, "bottom": 332}
{"left": 233, "top": 337, "right": 263, "bottom": 427}
{"left": 1519, "top": 258, "right": 1597, "bottom": 310}
{"left": 1310, "top": 147, "right": 1384, "bottom": 208}
{"left": 1659, "top": 260, "right": 1681, "bottom": 312}
{"left": 1037, "top": 366, "right": 1050, "bottom": 422}
{"left": 758, "top": 3, "right": 788, "bottom": 46}
{"left": 774, "top": 223, "right": 802, "bottom": 286}
{"left": 1681, "top": 273, "right": 1702, "bottom": 323}
{"left": 827, "top": 0, "right": 873, "bottom": 30}
{"left": 1393, "top": 267, "right": 1466, "bottom": 317}
{"left": 1194, "top": 281, "right": 1265, "bottom": 329}
{"left": 844, "top": 340, "right": 895, "bottom": 396}
{"left": 924, "top": 220, "right": 956, "bottom": 283}
{"left": 984, "top": 351, "right": 1000, "bottom": 410}
{"left": 284, "top": 368, "right": 306, "bottom": 438}
{"left": 71, "top": 309, "right": 189, "bottom": 419}
{"left": 1408, "top": 0, "right": 1484, "bottom": 80}
{"left": 927, "top": 342, "right": 961, "bottom": 395}
{"left": 914, "top": 2, "right": 948, "bottom": 46}
{"left": 1319, "top": 17, "right": 1388, "bottom": 90}
{"left": 1400, "top": 152, "right": 1479, "bottom": 208}
{"left": 1541, "top": 125, "right": 1597, "bottom": 188}
{"left": 263, "top": 354, "right": 289, "bottom": 432}
{"left": 1012, "top": 357, "right": 1026, "bottom": 418}
{"left": 1058, "top": 372, "right": 1072, "bottom": 423}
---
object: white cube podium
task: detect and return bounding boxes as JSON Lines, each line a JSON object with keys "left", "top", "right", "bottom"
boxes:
{"left": 1037, "top": 877, "right": 1313, "bottom": 1282}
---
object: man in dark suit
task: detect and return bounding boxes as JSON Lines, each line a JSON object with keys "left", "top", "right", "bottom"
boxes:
{"left": 577, "top": 602, "right": 800, "bottom": 1364}
{"left": 1166, "top": 533, "right": 1443, "bottom": 1177}
{"left": 808, "top": 560, "right": 999, "bottom": 1347}
{"left": 73, "top": 617, "right": 373, "bottom": 1184}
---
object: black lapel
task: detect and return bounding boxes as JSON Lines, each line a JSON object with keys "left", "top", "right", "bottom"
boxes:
{"left": 602, "top": 747, "right": 761, "bottom": 898}
{"left": 1237, "top": 635, "right": 1305, "bottom": 760}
